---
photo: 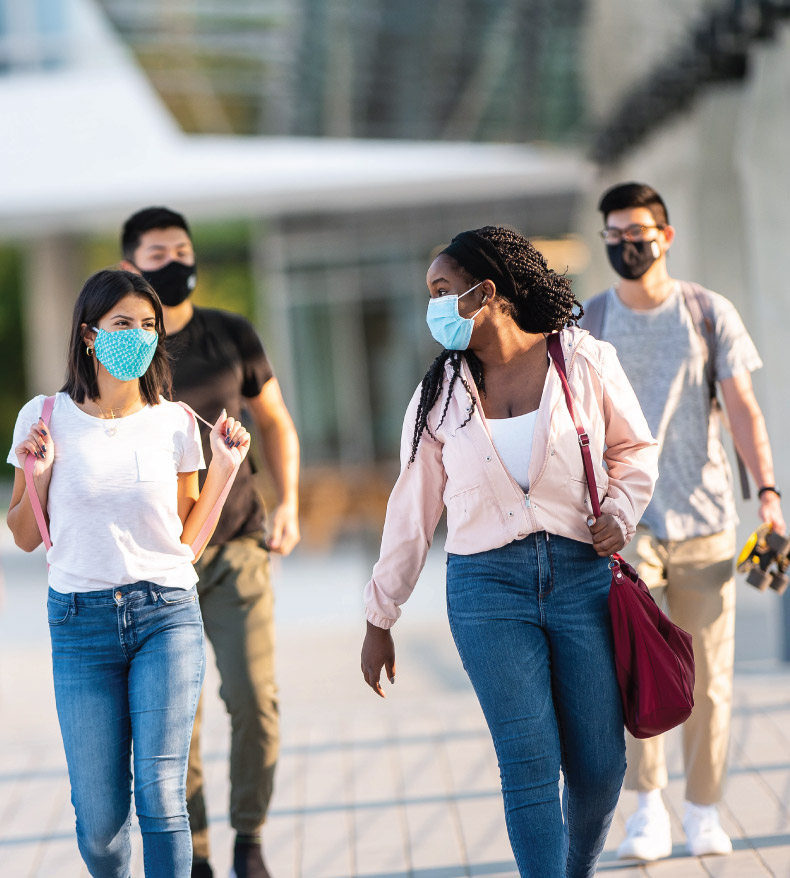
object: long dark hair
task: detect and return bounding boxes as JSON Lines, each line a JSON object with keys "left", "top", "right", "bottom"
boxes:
{"left": 409, "top": 225, "right": 582, "bottom": 464}
{"left": 61, "top": 269, "right": 172, "bottom": 405}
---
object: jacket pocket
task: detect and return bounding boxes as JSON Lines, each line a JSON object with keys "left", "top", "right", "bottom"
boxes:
{"left": 445, "top": 485, "right": 481, "bottom": 531}
{"left": 568, "top": 476, "right": 608, "bottom": 515}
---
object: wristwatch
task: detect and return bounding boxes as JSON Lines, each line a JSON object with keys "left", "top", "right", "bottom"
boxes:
{"left": 757, "top": 485, "right": 782, "bottom": 500}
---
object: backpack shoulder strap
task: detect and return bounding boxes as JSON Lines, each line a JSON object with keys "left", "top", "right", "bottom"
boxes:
{"left": 23, "top": 395, "right": 56, "bottom": 552}
{"left": 578, "top": 291, "right": 608, "bottom": 339}
{"left": 679, "top": 281, "right": 717, "bottom": 394}
{"left": 680, "top": 282, "right": 752, "bottom": 500}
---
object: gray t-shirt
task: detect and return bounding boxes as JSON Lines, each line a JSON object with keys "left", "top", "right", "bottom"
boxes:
{"left": 599, "top": 283, "right": 762, "bottom": 541}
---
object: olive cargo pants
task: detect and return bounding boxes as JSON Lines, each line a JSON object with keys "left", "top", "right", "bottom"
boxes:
{"left": 187, "top": 534, "right": 280, "bottom": 860}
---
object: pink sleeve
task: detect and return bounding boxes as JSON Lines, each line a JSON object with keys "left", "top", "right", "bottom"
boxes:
{"left": 364, "top": 385, "right": 447, "bottom": 629}
{"left": 597, "top": 344, "right": 659, "bottom": 543}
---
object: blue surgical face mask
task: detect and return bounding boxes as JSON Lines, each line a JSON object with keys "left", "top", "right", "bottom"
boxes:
{"left": 425, "top": 281, "right": 485, "bottom": 350}
{"left": 92, "top": 326, "right": 158, "bottom": 381}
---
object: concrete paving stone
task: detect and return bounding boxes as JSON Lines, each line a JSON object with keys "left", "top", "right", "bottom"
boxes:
{"left": 642, "top": 855, "right": 709, "bottom": 876}
{"left": 455, "top": 798, "right": 512, "bottom": 868}
{"left": 594, "top": 866, "right": 646, "bottom": 877}
{"left": 724, "top": 773, "right": 790, "bottom": 839}
{"left": 402, "top": 801, "right": 467, "bottom": 871}
{"left": 758, "top": 845, "right": 790, "bottom": 878}
{"left": 299, "top": 811, "right": 355, "bottom": 878}
{"left": 468, "top": 864, "right": 520, "bottom": 878}
{"left": 701, "top": 850, "right": 774, "bottom": 876}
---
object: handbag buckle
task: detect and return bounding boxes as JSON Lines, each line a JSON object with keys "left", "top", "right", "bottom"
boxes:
{"left": 578, "top": 432, "right": 590, "bottom": 447}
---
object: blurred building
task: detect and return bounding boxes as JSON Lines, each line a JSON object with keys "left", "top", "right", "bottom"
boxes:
{"left": 3, "top": 0, "right": 790, "bottom": 566}
{"left": 0, "top": 0, "right": 590, "bottom": 547}
{"left": 96, "top": 0, "right": 586, "bottom": 143}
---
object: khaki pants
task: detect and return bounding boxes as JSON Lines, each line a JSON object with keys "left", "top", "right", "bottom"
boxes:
{"left": 621, "top": 526, "right": 736, "bottom": 806}
{"left": 187, "top": 534, "right": 280, "bottom": 861}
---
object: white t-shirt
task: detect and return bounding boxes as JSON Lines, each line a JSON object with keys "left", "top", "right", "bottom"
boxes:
{"left": 487, "top": 410, "right": 538, "bottom": 493}
{"left": 8, "top": 392, "right": 205, "bottom": 593}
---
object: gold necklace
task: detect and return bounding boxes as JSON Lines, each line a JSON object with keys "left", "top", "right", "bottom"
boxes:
{"left": 94, "top": 396, "right": 142, "bottom": 437}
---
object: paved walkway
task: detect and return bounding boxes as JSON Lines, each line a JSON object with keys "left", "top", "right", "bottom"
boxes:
{"left": 1, "top": 533, "right": 789, "bottom": 877}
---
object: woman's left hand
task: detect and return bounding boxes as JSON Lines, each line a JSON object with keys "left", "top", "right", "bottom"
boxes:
{"left": 587, "top": 514, "right": 625, "bottom": 557}
{"left": 210, "top": 410, "right": 251, "bottom": 470}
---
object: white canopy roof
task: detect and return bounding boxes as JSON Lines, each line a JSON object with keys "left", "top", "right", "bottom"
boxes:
{"left": 0, "top": 0, "right": 590, "bottom": 239}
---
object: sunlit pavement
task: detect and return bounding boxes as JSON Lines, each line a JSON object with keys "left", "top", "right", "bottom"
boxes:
{"left": 1, "top": 528, "right": 789, "bottom": 877}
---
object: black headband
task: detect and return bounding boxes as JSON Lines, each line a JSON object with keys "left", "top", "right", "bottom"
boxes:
{"left": 440, "top": 231, "right": 517, "bottom": 299}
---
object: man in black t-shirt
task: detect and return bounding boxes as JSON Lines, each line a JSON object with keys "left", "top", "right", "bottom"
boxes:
{"left": 121, "top": 207, "right": 300, "bottom": 878}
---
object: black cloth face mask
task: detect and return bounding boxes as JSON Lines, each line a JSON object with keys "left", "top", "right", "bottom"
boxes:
{"left": 140, "top": 260, "right": 197, "bottom": 307}
{"left": 606, "top": 240, "right": 661, "bottom": 280}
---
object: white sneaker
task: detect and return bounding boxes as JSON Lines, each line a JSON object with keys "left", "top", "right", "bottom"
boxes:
{"left": 616, "top": 805, "right": 672, "bottom": 861}
{"left": 683, "top": 802, "right": 733, "bottom": 856}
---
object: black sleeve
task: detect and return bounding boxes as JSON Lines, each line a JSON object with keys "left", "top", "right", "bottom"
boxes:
{"left": 224, "top": 313, "right": 274, "bottom": 398}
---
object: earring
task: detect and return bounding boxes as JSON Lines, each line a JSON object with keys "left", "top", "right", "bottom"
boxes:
{"left": 86, "top": 346, "right": 94, "bottom": 357}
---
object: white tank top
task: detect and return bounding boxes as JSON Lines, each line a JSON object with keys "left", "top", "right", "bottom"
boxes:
{"left": 486, "top": 410, "right": 538, "bottom": 493}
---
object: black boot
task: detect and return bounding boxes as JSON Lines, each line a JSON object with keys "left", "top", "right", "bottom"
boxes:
{"left": 231, "top": 840, "right": 271, "bottom": 878}
{"left": 191, "top": 861, "right": 214, "bottom": 878}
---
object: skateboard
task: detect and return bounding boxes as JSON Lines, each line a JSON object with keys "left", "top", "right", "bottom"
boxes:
{"left": 736, "top": 523, "right": 790, "bottom": 595}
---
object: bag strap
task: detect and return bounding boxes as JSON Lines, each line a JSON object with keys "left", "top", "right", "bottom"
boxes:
{"left": 23, "top": 395, "right": 56, "bottom": 551}
{"left": 175, "top": 401, "right": 242, "bottom": 556}
{"left": 23, "top": 396, "right": 240, "bottom": 559}
{"left": 680, "top": 281, "right": 751, "bottom": 500}
{"left": 546, "top": 333, "right": 602, "bottom": 519}
{"left": 578, "top": 291, "right": 608, "bottom": 339}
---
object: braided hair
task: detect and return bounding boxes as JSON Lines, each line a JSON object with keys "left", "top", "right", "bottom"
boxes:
{"left": 408, "top": 226, "right": 582, "bottom": 464}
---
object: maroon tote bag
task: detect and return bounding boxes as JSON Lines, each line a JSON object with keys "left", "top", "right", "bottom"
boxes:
{"left": 547, "top": 333, "right": 695, "bottom": 739}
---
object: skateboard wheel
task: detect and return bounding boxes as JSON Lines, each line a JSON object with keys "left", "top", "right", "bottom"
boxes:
{"left": 766, "top": 532, "right": 790, "bottom": 556}
{"left": 770, "top": 572, "right": 789, "bottom": 595}
{"left": 747, "top": 568, "right": 772, "bottom": 591}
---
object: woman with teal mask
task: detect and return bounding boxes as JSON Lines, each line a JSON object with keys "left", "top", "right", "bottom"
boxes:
{"left": 6, "top": 269, "right": 250, "bottom": 877}
{"left": 361, "top": 227, "right": 658, "bottom": 878}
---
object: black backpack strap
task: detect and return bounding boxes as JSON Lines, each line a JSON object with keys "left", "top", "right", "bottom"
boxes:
{"left": 579, "top": 291, "right": 608, "bottom": 339}
{"left": 680, "top": 281, "right": 751, "bottom": 501}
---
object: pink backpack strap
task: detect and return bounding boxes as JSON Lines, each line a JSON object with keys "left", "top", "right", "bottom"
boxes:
{"left": 23, "top": 395, "right": 56, "bottom": 551}
{"left": 176, "top": 401, "right": 241, "bottom": 557}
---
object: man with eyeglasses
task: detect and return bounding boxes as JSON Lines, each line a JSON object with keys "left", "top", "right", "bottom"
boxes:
{"left": 581, "top": 182, "right": 785, "bottom": 862}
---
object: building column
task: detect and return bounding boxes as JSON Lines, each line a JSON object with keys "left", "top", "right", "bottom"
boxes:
{"left": 735, "top": 24, "right": 790, "bottom": 660}
{"left": 22, "top": 235, "right": 84, "bottom": 395}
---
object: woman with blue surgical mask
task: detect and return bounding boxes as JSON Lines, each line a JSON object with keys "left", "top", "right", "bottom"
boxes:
{"left": 6, "top": 269, "right": 250, "bottom": 878}
{"left": 361, "top": 227, "right": 659, "bottom": 878}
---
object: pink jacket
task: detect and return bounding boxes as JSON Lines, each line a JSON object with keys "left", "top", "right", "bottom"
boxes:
{"left": 364, "top": 327, "right": 658, "bottom": 629}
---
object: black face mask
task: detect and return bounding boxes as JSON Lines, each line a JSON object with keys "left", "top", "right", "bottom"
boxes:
{"left": 606, "top": 240, "right": 660, "bottom": 280}
{"left": 140, "top": 260, "right": 197, "bottom": 307}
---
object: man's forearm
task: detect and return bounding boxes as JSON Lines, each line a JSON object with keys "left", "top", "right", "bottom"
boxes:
{"left": 260, "top": 418, "right": 300, "bottom": 507}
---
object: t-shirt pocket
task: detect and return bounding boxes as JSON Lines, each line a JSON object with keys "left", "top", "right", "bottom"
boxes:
{"left": 136, "top": 449, "right": 176, "bottom": 482}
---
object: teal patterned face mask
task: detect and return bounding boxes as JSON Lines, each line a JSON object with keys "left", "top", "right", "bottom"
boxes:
{"left": 92, "top": 326, "right": 158, "bottom": 381}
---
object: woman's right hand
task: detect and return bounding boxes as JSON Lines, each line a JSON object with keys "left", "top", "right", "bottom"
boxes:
{"left": 15, "top": 418, "right": 54, "bottom": 479}
{"left": 361, "top": 621, "right": 396, "bottom": 698}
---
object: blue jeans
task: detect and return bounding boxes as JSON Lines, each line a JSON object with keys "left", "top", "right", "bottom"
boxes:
{"left": 447, "top": 533, "right": 625, "bottom": 878}
{"left": 48, "top": 583, "right": 205, "bottom": 878}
